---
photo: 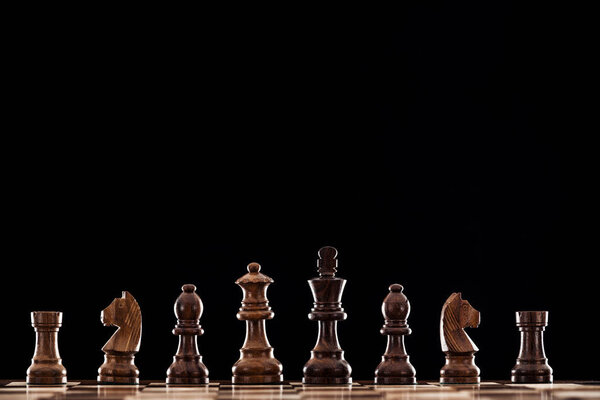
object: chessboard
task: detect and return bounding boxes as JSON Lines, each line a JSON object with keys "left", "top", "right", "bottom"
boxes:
{"left": 1, "top": 380, "right": 599, "bottom": 400}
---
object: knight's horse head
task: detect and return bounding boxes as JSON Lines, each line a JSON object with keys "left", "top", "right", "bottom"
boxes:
{"left": 101, "top": 291, "right": 142, "bottom": 353}
{"left": 101, "top": 291, "right": 128, "bottom": 327}
{"left": 440, "top": 292, "right": 480, "bottom": 353}
{"left": 458, "top": 296, "right": 480, "bottom": 329}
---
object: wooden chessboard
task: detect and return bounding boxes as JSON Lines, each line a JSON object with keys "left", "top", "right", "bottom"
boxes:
{"left": 1, "top": 380, "right": 599, "bottom": 399}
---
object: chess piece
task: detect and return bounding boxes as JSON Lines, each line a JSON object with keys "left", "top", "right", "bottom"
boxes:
{"left": 232, "top": 262, "right": 283, "bottom": 384}
{"left": 374, "top": 284, "right": 416, "bottom": 384}
{"left": 440, "top": 292, "right": 480, "bottom": 384}
{"left": 511, "top": 311, "right": 553, "bottom": 383}
{"left": 27, "top": 311, "right": 67, "bottom": 385}
{"left": 167, "top": 284, "right": 209, "bottom": 384}
{"left": 303, "top": 246, "right": 352, "bottom": 384}
{"left": 98, "top": 291, "right": 142, "bottom": 384}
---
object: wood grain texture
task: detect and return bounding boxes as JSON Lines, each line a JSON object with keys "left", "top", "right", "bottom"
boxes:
{"left": 439, "top": 292, "right": 480, "bottom": 384}
{"left": 232, "top": 262, "right": 283, "bottom": 384}
{"left": 303, "top": 246, "right": 352, "bottom": 384}
{"left": 374, "top": 284, "right": 416, "bottom": 384}
{"left": 3, "top": 380, "right": 597, "bottom": 399}
{"left": 511, "top": 311, "right": 553, "bottom": 383}
{"left": 98, "top": 291, "right": 142, "bottom": 385}
{"left": 26, "top": 311, "right": 67, "bottom": 385}
{"left": 166, "top": 284, "right": 209, "bottom": 384}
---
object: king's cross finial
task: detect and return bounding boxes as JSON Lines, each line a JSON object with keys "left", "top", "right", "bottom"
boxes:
{"left": 317, "top": 246, "right": 338, "bottom": 277}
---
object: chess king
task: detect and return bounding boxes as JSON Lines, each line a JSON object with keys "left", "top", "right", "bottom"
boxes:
{"left": 303, "top": 246, "right": 352, "bottom": 384}
{"left": 98, "top": 291, "right": 142, "bottom": 384}
{"left": 440, "top": 292, "right": 480, "bottom": 384}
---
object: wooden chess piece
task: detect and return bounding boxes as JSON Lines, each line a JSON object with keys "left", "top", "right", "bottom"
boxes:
{"left": 374, "top": 284, "right": 416, "bottom": 384}
{"left": 98, "top": 291, "right": 142, "bottom": 384}
{"left": 166, "top": 284, "right": 209, "bottom": 384}
{"left": 440, "top": 292, "right": 480, "bottom": 384}
{"left": 27, "top": 311, "right": 67, "bottom": 385}
{"left": 511, "top": 311, "right": 553, "bottom": 383}
{"left": 303, "top": 246, "right": 352, "bottom": 384}
{"left": 232, "top": 262, "right": 283, "bottom": 384}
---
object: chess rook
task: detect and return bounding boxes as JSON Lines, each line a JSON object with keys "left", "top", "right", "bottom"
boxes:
{"left": 232, "top": 262, "right": 283, "bottom": 384}
{"left": 375, "top": 284, "right": 416, "bottom": 384}
{"left": 303, "top": 246, "right": 352, "bottom": 384}
{"left": 98, "top": 291, "right": 142, "bottom": 385}
{"left": 440, "top": 292, "right": 480, "bottom": 384}
{"left": 166, "top": 284, "right": 209, "bottom": 384}
{"left": 27, "top": 311, "right": 67, "bottom": 385}
{"left": 511, "top": 311, "right": 553, "bottom": 383}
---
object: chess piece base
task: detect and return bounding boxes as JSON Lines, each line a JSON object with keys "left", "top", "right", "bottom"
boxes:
{"left": 98, "top": 354, "right": 139, "bottom": 385}
{"left": 440, "top": 353, "right": 480, "bottom": 385}
{"left": 303, "top": 376, "right": 352, "bottom": 384}
{"left": 302, "top": 376, "right": 352, "bottom": 385}
{"left": 511, "top": 374, "right": 553, "bottom": 383}
{"left": 167, "top": 356, "right": 209, "bottom": 385}
{"left": 98, "top": 376, "right": 139, "bottom": 384}
{"left": 511, "top": 360, "right": 553, "bottom": 384}
{"left": 27, "top": 362, "right": 67, "bottom": 385}
{"left": 231, "top": 345, "right": 283, "bottom": 384}
{"left": 303, "top": 355, "right": 352, "bottom": 385}
{"left": 167, "top": 377, "right": 209, "bottom": 384}
{"left": 26, "top": 376, "right": 67, "bottom": 385}
{"left": 440, "top": 377, "right": 480, "bottom": 384}
{"left": 375, "top": 352, "right": 416, "bottom": 385}
{"left": 232, "top": 374, "right": 283, "bottom": 384}
{"left": 375, "top": 376, "right": 416, "bottom": 384}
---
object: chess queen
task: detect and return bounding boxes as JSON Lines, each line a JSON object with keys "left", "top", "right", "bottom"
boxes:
{"left": 232, "top": 262, "right": 283, "bottom": 384}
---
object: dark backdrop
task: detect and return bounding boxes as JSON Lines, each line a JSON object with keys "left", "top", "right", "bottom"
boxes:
{"left": 3, "top": 4, "right": 596, "bottom": 381}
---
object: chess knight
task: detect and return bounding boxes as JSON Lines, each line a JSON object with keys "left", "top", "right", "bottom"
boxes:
{"left": 440, "top": 292, "right": 480, "bottom": 384}
{"left": 98, "top": 291, "right": 142, "bottom": 384}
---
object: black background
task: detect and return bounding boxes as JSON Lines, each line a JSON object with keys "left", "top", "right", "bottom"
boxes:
{"left": 2, "top": 4, "right": 597, "bottom": 381}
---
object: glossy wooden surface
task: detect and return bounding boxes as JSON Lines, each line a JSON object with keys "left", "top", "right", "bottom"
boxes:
{"left": 303, "top": 246, "right": 352, "bottom": 384}
{"left": 98, "top": 291, "right": 142, "bottom": 385}
{"left": 232, "top": 262, "right": 283, "bottom": 384}
{"left": 26, "top": 311, "right": 67, "bottom": 385}
{"left": 439, "top": 292, "right": 480, "bottom": 384}
{"left": 511, "top": 311, "right": 553, "bottom": 383}
{"left": 374, "top": 284, "right": 416, "bottom": 384}
{"left": 166, "top": 284, "right": 209, "bottom": 384}
{"left": 2, "top": 379, "right": 599, "bottom": 400}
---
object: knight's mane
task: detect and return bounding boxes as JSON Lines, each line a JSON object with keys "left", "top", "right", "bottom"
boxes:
{"left": 121, "top": 292, "right": 142, "bottom": 352}
{"left": 440, "top": 292, "right": 476, "bottom": 353}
